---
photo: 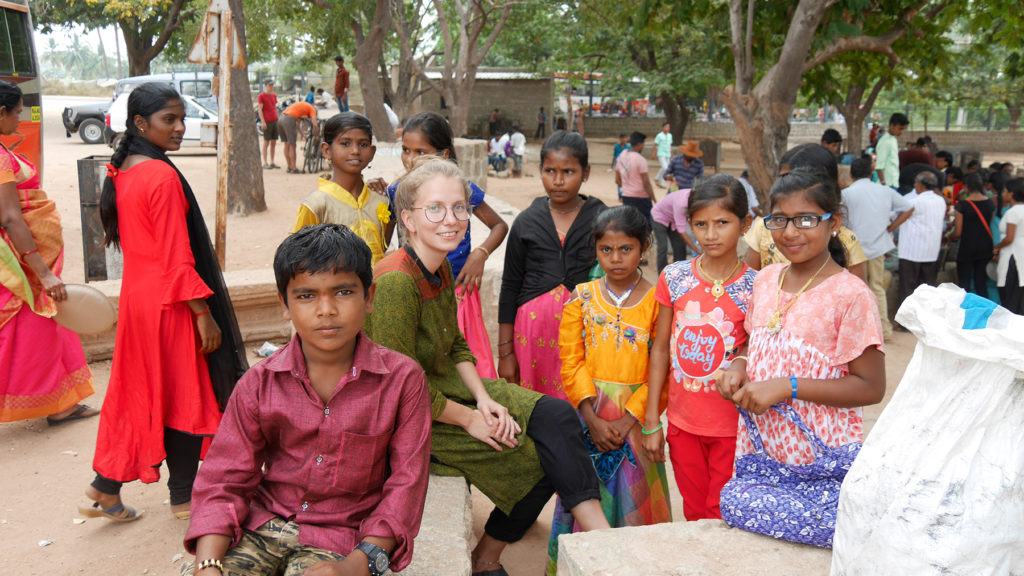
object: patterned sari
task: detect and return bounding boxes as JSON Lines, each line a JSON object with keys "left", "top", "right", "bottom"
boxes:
{"left": 0, "top": 146, "right": 94, "bottom": 421}
{"left": 513, "top": 284, "right": 570, "bottom": 399}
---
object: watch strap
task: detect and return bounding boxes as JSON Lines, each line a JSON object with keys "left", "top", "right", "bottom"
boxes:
{"left": 355, "top": 541, "right": 389, "bottom": 576}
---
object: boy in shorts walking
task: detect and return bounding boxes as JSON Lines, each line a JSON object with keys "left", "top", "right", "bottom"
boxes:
{"left": 257, "top": 79, "right": 279, "bottom": 169}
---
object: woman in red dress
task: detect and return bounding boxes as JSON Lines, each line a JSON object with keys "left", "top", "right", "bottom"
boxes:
{"left": 81, "top": 83, "right": 247, "bottom": 522}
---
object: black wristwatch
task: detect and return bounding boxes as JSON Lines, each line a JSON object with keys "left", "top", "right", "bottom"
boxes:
{"left": 355, "top": 541, "right": 390, "bottom": 576}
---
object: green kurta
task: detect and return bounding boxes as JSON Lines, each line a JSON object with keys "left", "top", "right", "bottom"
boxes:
{"left": 365, "top": 248, "right": 544, "bottom": 514}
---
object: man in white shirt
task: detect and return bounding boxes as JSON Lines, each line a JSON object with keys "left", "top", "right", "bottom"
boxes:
{"left": 488, "top": 135, "right": 506, "bottom": 171}
{"left": 842, "top": 156, "right": 913, "bottom": 338}
{"left": 509, "top": 126, "right": 527, "bottom": 177}
{"left": 894, "top": 171, "right": 948, "bottom": 314}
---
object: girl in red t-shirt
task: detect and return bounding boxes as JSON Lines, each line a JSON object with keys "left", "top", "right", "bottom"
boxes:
{"left": 643, "top": 174, "right": 754, "bottom": 521}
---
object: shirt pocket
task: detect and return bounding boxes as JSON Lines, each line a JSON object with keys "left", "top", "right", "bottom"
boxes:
{"left": 332, "top": 431, "right": 389, "bottom": 494}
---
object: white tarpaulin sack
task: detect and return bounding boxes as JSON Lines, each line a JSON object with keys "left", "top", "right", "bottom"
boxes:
{"left": 832, "top": 284, "right": 1024, "bottom": 576}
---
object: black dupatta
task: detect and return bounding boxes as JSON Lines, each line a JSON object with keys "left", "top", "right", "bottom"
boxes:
{"left": 125, "top": 137, "right": 248, "bottom": 409}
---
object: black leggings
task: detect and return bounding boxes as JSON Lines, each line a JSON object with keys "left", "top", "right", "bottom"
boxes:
{"left": 91, "top": 427, "right": 203, "bottom": 506}
{"left": 483, "top": 397, "right": 600, "bottom": 543}
{"left": 957, "top": 256, "right": 991, "bottom": 297}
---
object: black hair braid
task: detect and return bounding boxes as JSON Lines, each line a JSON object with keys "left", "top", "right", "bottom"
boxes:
{"left": 100, "top": 131, "right": 135, "bottom": 248}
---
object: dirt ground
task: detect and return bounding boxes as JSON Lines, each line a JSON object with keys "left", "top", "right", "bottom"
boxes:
{"left": 0, "top": 95, "right": 1004, "bottom": 576}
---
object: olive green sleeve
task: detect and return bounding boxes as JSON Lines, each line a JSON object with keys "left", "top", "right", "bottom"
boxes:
{"left": 367, "top": 271, "right": 448, "bottom": 419}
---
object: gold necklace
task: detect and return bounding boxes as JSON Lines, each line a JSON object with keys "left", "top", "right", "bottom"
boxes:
{"left": 766, "top": 257, "right": 831, "bottom": 335}
{"left": 548, "top": 197, "right": 583, "bottom": 215}
{"left": 697, "top": 255, "right": 741, "bottom": 300}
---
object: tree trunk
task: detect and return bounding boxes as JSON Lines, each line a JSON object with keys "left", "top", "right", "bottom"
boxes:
{"left": 351, "top": 0, "right": 395, "bottom": 142}
{"left": 226, "top": 0, "right": 266, "bottom": 215}
{"left": 721, "top": 85, "right": 785, "bottom": 207}
{"left": 1007, "top": 103, "right": 1022, "bottom": 132}
{"left": 447, "top": 78, "right": 476, "bottom": 137}
{"left": 124, "top": 35, "right": 150, "bottom": 76}
{"left": 846, "top": 116, "right": 865, "bottom": 158}
{"left": 660, "top": 92, "right": 691, "bottom": 144}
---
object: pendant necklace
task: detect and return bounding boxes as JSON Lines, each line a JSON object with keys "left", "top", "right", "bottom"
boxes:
{"left": 604, "top": 271, "right": 641, "bottom": 308}
{"left": 697, "top": 255, "right": 741, "bottom": 300}
{"left": 766, "top": 257, "right": 831, "bottom": 335}
{"left": 548, "top": 197, "right": 583, "bottom": 215}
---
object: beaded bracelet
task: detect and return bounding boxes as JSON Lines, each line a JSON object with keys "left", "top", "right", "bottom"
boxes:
{"left": 790, "top": 375, "right": 798, "bottom": 400}
{"left": 196, "top": 558, "right": 223, "bottom": 573}
{"left": 641, "top": 423, "right": 663, "bottom": 435}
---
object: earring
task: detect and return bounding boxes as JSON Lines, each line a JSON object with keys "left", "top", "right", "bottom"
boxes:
{"left": 832, "top": 231, "right": 838, "bottom": 237}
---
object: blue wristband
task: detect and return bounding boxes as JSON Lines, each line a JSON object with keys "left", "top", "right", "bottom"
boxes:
{"left": 790, "top": 375, "right": 798, "bottom": 400}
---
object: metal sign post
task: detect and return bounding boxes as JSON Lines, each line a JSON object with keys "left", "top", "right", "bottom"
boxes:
{"left": 188, "top": 0, "right": 246, "bottom": 269}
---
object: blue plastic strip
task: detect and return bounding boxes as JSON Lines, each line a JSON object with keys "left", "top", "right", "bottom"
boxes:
{"left": 960, "top": 292, "right": 998, "bottom": 330}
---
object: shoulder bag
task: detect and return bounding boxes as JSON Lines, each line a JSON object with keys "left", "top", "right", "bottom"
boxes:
{"left": 720, "top": 403, "right": 861, "bottom": 548}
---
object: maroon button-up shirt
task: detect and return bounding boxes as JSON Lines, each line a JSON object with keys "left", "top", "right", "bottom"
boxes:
{"left": 184, "top": 333, "right": 431, "bottom": 571}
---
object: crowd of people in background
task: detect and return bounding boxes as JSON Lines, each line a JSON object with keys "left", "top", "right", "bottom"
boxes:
{"left": 4, "top": 72, "right": 1023, "bottom": 576}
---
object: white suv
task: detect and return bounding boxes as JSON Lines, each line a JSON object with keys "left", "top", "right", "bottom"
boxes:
{"left": 104, "top": 92, "right": 217, "bottom": 148}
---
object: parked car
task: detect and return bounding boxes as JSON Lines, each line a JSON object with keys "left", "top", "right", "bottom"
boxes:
{"left": 105, "top": 92, "right": 217, "bottom": 148}
{"left": 61, "top": 101, "right": 109, "bottom": 144}
{"left": 113, "top": 71, "right": 217, "bottom": 111}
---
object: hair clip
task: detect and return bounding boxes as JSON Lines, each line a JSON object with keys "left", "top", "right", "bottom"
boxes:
{"left": 105, "top": 164, "right": 118, "bottom": 178}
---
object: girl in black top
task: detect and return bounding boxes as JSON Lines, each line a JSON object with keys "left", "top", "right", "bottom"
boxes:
{"left": 951, "top": 172, "right": 996, "bottom": 297}
{"left": 497, "top": 131, "right": 606, "bottom": 397}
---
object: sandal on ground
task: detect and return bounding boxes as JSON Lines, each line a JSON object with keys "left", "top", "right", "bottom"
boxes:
{"left": 262, "top": 163, "right": 270, "bottom": 169}
{"left": 472, "top": 560, "right": 509, "bottom": 576}
{"left": 46, "top": 404, "right": 99, "bottom": 427}
{"left": 472, "top": 568, "right": 509, "bottom": 576}
{"left": 171, "top": 502, "right": 191, "bottom": 520}
{"left": 77, "top": 500, "right": 143, "bottom": 523}
{"left": 268, "top": 164, "right": 280, "bottom": 169}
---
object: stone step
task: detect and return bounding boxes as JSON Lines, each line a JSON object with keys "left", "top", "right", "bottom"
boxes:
{"left": 405, "top": 475, "right": 473, "bottom": 576}
{"left": 557, "top": 519, "right": 832, "bottom": 576}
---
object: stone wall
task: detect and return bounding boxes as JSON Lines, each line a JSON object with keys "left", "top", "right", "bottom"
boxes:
{"left": 420, "top": 78, "right": 554, "bottom": 139}
{"left": 580, "top": 117, "right": 1024, "bottom": 153}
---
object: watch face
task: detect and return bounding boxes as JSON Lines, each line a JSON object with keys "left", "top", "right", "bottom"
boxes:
{"left": 373, "top": 553, "right": 390, "bottom": 572}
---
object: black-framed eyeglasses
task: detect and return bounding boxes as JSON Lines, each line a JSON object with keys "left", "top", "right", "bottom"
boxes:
{"left": 411, "top": 203, "right": 471, "bottom": 223}
{"left": 763, "top": 212, "right": 833, "bottom": 230}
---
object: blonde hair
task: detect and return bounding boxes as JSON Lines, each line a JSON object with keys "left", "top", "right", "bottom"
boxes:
{"left": 394, "top": 155, "right": 470, "bottom": 241}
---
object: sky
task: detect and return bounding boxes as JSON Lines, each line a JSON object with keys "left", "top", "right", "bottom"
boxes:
{"left": 34, "top": 24, "right": 122, "bottom": 55}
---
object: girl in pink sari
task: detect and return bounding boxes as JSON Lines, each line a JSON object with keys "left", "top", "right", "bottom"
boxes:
{"left": 498, "top": 132, "right": 606, "bottom": 399}
{"left": 0, "top": 80, "right": 96, "bottom": 424}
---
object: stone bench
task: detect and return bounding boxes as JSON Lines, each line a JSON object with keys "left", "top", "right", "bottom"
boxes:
{"left": 404, "top": 475, "right": 473, "bottom": 576}
{"left": 557, "top": 519, "right": 832, "bottom": 576}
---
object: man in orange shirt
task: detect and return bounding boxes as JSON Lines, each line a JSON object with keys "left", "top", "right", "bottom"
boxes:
{"left": 335, "top": 56, "right": 350, "bottom": 112}
{"left": 279, "top": 101, "right": 319, "bottom": 174}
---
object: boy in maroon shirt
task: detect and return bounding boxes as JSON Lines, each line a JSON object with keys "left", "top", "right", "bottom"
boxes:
{"left": 184, "top": 224, "right": 431, "bottom": 576}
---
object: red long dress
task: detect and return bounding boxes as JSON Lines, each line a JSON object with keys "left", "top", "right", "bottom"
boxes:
{"left": 92, "top": 160, "right": 221, "bottom": 483}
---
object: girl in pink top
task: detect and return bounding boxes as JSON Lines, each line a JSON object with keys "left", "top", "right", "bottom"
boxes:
{"left": 716, "top": 167, "right": 885, "bottom": 468}
{"left": 643, "top": 174, "right": 754, "bottom": 521}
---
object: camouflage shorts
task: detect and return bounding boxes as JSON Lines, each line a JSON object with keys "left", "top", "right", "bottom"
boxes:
{"left": 181, "top": 516, "right": 345, "bottom": 576}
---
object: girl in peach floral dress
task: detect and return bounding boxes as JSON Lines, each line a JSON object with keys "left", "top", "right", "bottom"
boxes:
{"left": 716, "top": 167, "right": 886, "bottom": 466}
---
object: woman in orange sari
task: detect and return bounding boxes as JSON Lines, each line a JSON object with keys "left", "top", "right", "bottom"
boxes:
{"left": 0, "top": 80, "right": 97, "bottom": 425}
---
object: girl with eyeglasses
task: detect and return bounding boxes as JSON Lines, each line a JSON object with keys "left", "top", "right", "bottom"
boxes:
{"left": 742, "top": 143, "right": 867, "bottom": 282}
{"left": 497, "top": 131, "right": 607, "bottom": 399}
{"left": 383, "top": 112, "right": 508, "bottom": 380}
{"left": 716, "top": 166, "right": 885, "bottom": 474}
{"left": 366, "top": 156, "right": 610, "bottom": 576}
